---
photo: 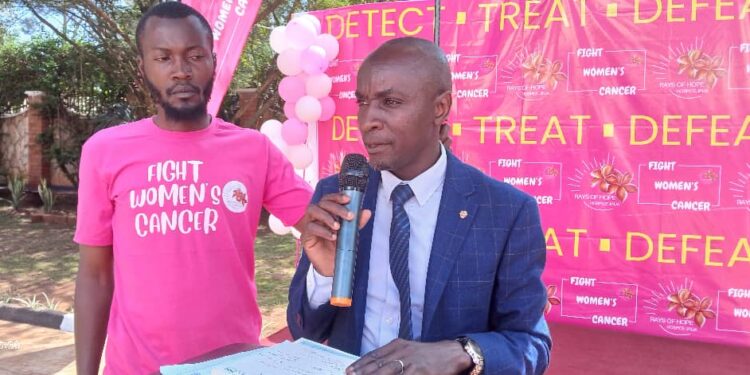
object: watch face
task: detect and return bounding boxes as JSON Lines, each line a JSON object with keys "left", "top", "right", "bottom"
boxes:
{"left": 466, "top": 339, "right": 481, "bottom": 353}
{"left": 461, "top": 338, "right": 484, "bottom": 374}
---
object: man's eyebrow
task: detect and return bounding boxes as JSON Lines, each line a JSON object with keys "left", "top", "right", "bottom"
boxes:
{"left": 147, "top": 45, "right": 207, "bottom": 53}
{"left": 356, "top": 88, "right": 401, "bottom": 99}
{"left": 373, "top": 89, "right": 395, "bottom": 98}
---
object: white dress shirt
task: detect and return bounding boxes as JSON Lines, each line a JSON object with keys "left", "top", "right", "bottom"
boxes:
{"left": 306, "top": 144, "right": 447, "bottom": 355}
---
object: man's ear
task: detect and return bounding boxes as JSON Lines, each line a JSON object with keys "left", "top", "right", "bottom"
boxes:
{"left": 434, "top": 90, "right": 453, "bottom": 127}
{"left": 137, "top": 55, "right": 145, "bottom": 78}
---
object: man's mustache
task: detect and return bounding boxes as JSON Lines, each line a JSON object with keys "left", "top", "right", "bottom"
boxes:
{"left": 166, "top": 84, "right": 201, "bottom": 96}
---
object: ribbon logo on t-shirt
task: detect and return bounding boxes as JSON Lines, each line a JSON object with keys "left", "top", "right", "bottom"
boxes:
{"left": 222, "top": 180, "right": 248, "bottom": 213}
{"left": 128, "top": 160, "right": 246, "bottom": 238}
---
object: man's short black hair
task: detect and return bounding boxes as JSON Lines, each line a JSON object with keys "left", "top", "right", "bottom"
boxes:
{"left": 135, "top": 2, "right": 213, "bottom": 55}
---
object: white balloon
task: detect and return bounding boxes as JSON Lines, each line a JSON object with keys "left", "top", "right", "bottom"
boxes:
{"left": 269, "top": 215, "right": 291, "bottom": 235}
{"left": 286, "top": 18, "right": 317, "bottom": 50}
{"left": 305, "top": 73, "right": 333, "bottom": 98}
{"left": 296, "top": 14, "right": 321, "bottom": 34}
{"left": 277, "top": 48, "right": 302, "bottom": 76}
{"left": 269, "top": 26, "right": 288, "bottom": 54}
{"left": 286, "top": 144, "right": 313, "bottom": 169}
{"left": 314, "top": 34, "right": 339, "bottom": 61}
{"left": 260, "top": 119, "right": 282, "bottom": 137}
{"left": 260, "top": 119, "right": 287, "bottom": 151}
{"left": 295, "top": 96, "right": 323, "bottom": 123}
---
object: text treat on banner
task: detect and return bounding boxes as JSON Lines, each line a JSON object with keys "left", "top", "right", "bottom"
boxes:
{"left": 310, "top": 0, "right": 750, "bottom": 346}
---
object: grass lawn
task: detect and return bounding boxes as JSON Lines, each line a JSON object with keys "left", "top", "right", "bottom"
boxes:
{"left": 0, "top": 207, "right": 299, "bottom": 337}
{"left": 0, "top": 209, "right": 79, "bottom": 311}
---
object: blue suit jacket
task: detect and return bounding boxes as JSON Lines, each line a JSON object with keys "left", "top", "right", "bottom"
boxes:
{"left": 287, "top": 153, "right": 551, "bottom": 374}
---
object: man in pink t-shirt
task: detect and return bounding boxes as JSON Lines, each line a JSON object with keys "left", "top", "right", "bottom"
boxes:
{"left": 73, "top": 3, "right": 312, "bottom": 374}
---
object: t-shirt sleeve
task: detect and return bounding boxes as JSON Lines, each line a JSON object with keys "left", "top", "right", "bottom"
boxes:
{"left": 74, "top": 140, "right": 114, "bottom": 247}
{"left": 262, "top": 138, "right": 313, "bottom": 227}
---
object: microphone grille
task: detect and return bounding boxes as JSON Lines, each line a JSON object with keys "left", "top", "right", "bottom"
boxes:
{"left": 339, "top": 153, "right": 369, "bottom": 191}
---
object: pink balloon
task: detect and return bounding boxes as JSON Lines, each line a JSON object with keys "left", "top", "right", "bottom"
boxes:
{"left": 314, "top": 34, "right": 339, "bottom": 61}
{"left": 286, "top": 144, "right": 313, "bottom": 169}
{"left": 300, "top": 46, "right": 329, "bottom": 75}
{"left": 305, "top": 73, "right": 332, "bottom": 98}
{"left": 295, "top": 14, "right": 321, "bottom": 34}
{"left": 319, "top": 96, "right": 336, "bottom": 121}
{"left": 295, "top": 96, "right": 322, "bottom": 123}
{"left": 286, "top": 18, "right": 317, "bottom": 50}
{"left": 284, "top": 101, "right": 298, "bottom": 120}
{"left": 278, "top": 76, "right": 306, "bottom": 102}
{"left": 277, "top": 49, "right": 302, "bottom": 76}
{"left": 281, "top": 119, "right": 308, "bottom": 145}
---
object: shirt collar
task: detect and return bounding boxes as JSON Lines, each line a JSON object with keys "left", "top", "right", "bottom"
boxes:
{"left": 380, "top": 143, "right": 447, "bottom": 207}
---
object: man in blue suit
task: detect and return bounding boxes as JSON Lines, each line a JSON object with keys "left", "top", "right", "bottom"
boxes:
{"left": 288, "top": 37, "right": 551, "bottom": 375}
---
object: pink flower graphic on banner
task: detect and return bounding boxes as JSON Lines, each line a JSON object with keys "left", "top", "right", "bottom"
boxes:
{"left": 694, "top": 55, "right": 723, "bottom": 88}
{"left": 667, "top": 289, "right": 715, "bottom": 327}
{"left": 667, "top": 288, "right": 694, "bottom": 317}
{"left": 521, "top": 53, "right": 566, "bottom": 90}
{"left": 677, "top": 49, "right": 724, "bottom": 88}
{"left": 607, "top": 172, "right": 637, "bottom": 202}
{"left": 619, "top": 287, "right": 635, "bottom": 300}
{"left": 590, "top": 164, "right": 615, "bottom": 192}
{"left": 689, "top": 297, "right": 717, "bottom": 328}
{"left": 540, "top": 61, "right": 566, "bottom": 90}
{"left": 521, "top": 53, "right": 545, "bottom": 82}
{"left": 544, "top": 285, "right": 561, "bottom": 315}
{"left": 480, "top": 57, "right": 496, "bottom": 74}
{"left": 631, "top": 55, "right": 643, "bottom": 65}
{"left": 677, "top": 49, "right": 703, "bottom": 76}
{"left": 700, "top": 170, "right": 718, "bottom": 184}
{"left": 590, "top": 163, "right": 637, "bottom": 202}
{"left": 544, "top": 166, "right": 559, "bottom": 177}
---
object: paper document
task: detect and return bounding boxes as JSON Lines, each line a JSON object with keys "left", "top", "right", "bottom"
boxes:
{"left": 160, "top": 338, "right": 359, "bottom": 375}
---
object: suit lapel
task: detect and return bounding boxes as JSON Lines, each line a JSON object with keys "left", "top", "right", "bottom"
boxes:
{"left": 421, "top": 154, "right": 478, "bottom": 338}
{"left": 351, "top": 168, "right": 380, "bottom": 353}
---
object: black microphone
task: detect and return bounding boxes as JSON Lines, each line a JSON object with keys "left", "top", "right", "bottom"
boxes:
{"left": 330, "top": 154, "right": 369, "bottom": 307}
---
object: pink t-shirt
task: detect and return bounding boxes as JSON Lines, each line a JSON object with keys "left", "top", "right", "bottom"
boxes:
{"left": 74, "top": 117, "right": 312, "bottom": 374}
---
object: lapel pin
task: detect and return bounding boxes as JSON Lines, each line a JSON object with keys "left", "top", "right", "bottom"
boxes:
{"left": 459, "top": 210, "right": 468, "bottom": 219}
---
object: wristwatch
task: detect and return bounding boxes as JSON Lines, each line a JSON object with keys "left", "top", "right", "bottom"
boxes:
{"left": 456, "top": 336, "right": 484, "bottom": 375}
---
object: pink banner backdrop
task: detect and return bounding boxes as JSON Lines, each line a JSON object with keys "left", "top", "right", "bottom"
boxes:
{"left": 310, "top": 0, "right": 750, "bottom": 346}
{"left": 183, "top": 0, "right": 262, "bottom": 116}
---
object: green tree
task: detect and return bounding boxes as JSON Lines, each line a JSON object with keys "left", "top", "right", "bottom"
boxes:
{"left": 0, "top": 37, "right": 132, "bottom": 186}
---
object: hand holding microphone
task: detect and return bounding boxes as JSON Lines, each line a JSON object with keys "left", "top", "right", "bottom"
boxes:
{"left": 299, "top": 154, "right": 372, "bottom": 306}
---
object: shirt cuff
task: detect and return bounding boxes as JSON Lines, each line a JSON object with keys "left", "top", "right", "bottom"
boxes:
{"left": 306, "top": 265, "right": 334, "bottom": 308}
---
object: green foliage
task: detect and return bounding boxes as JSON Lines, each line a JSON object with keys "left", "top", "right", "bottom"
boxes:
{"left": 5, "top": 175, "right": 26, "bottom": 211}
{"left": 0, "top": 38, "right": 129, "bottom": 112}
{"left": 0, "top": 37, "right": 134, "bottom": 187}
{"left": 10, "top": 292, "right": 61, "bottom": 311}
{"left": 37, "top": 178, "right": 55, "bottom": 213}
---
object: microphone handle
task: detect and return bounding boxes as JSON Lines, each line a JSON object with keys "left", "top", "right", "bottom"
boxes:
{"left": 330, "top": 188, "right": 364, "bottom": 307}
